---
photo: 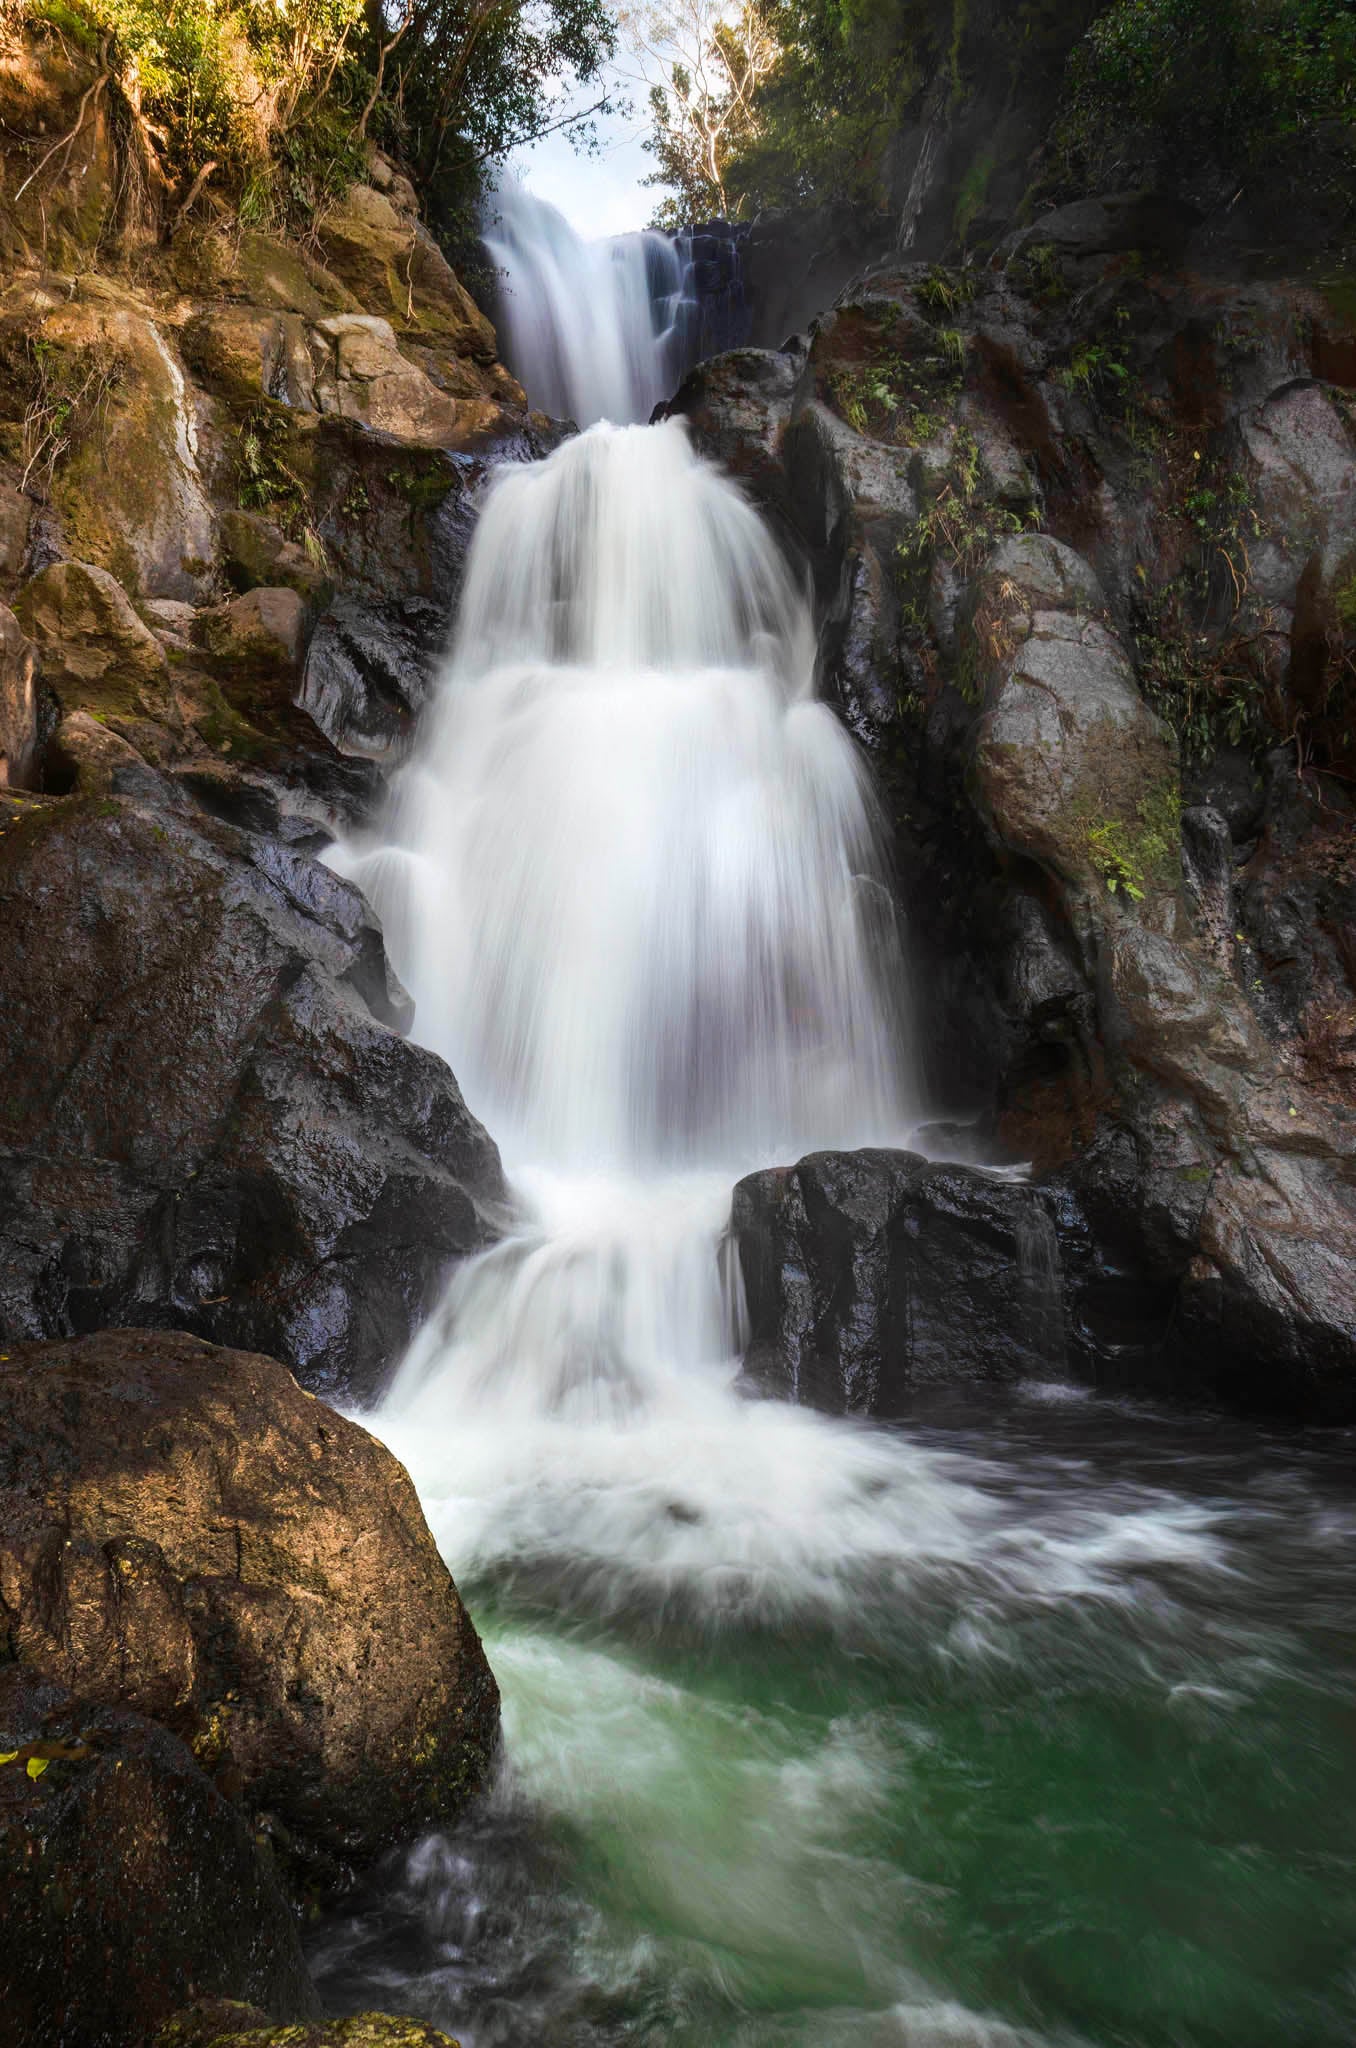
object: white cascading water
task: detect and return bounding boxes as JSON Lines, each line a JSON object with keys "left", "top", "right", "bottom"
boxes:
{"left": 335, "top": 399, "right": 928, "bottom": 1594}
{"left": 482, "top": 178, "right": 690, "bottom": 426}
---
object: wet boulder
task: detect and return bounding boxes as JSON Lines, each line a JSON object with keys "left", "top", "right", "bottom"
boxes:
{"left": 665, "top": 345, "right": 804, "bottom": 505}
{"left": 733, "top": 1149, "right": 1070, "bottom": 1413}
{"left": 735, "top": 1132, "right": 1356, "bottom": 1420}
{"left": 0, "top": 1667, "right": 319, "bottom": 2048}
{"left": 0, "top": 1330, "right": 501, "bottom": 1883}
{"left": 0, "top": 787, "right": 505, "bottom": 1399}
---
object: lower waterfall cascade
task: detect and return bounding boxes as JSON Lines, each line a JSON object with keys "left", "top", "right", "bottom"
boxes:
{"left": 316, "top": 207, "right": 1356, "bottom": 2048}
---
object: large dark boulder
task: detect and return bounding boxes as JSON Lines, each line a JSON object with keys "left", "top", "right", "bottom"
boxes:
{"left": 733, "top": 1149, "right": 1070, "bottom": 1413}
{"left": 0, "top": 787, "right": 505, "bottom": 1401}
{"left": 734, "top": 1141, "right": 1356, "bottom": 1421}
{"left": 0, "top": 1668, "right": 319, "bottom": 2048}
{"left": 0, "top": 1330, "right": 500, "bottom": 1887}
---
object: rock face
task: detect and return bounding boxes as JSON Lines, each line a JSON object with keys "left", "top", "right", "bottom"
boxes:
{"left": 968, "top": 536, "right": 1179, "bottom": 918}
{"left": 734, "top": 1151, "right": 1070, "bottom": 1412}
{"left": 0, "top": 1331, "right": 501, "bottom": 1880}
{"left": 0, "top": 788, "right": 505, "bottom": 1401}
{"left": 299, "top": 594, "right": 444, "bottom": 762}
{"left": 0, "top": 1667, "right": 319, "bottom": 2048}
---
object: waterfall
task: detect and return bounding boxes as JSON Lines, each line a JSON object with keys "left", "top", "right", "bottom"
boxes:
{"left": 349, "top": 422, "right": 904, "bottom": 1173}
{"left": 482, "top": 179, "right": 691, "bottom": 426}
{"left": 327, "top": 263, "right": 920, "bottom": 1596}
{"left": 336, "top": 413, "right": 910, "bottom": 1489}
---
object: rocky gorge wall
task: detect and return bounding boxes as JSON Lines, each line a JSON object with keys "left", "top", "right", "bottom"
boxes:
{"left": 672, "top": 192, "right": 1356, "bottom": 1420}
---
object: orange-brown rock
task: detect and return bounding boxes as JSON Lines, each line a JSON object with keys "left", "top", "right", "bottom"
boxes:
{"left": 0, "top": 1331, "right": 500, "bottom": 1884}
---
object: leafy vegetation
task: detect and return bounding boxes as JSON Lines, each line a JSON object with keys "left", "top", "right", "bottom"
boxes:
{"left": 19, "top": 333, "right": 123, "bottom": 498}
{"left": 897, "top": 428, "right": 1037, "bottom": 644}
{"left": 1132, "top": 460, "right": 1273, "bottom": 763}
{"left": 1058, "top": 0, "right": 1356, "bottom": 187}
{"left": 630, "top": 0, "right": 1352, "bottom": 230}
{"left": 12, "top": 0, "right": 616, "bottom": 251}
{"left": 824, "top": 309, "right": 966, "bottom": 444}
{"left": 1081, "top": 782, "right": 1181, "bottom": 901}
{"left": 622, "top": 0, "right": 777, "bottom": 223}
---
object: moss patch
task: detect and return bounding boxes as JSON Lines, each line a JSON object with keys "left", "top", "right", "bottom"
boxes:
{"left": 1078, "top": 778, "right": 1182, "bottom": 902}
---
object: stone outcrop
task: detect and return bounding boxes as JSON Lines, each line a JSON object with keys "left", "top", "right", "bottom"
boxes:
{"left": 0, "top": 787, "right": 505, "bottom": 1400}
{"left": 0, "top": 1331, "right": 501, "bottom": 1882}
{"left": 34, "top": 277, "right": 220, "bottom": 604}
{"left": 200, "top": 586, "right": 307, "bottom": 676}
{"left": 0, "top": 1668, "right": 319, "bottom": 2048}
{"left": 15, "top": 556, "right": 170, "bottom": 707}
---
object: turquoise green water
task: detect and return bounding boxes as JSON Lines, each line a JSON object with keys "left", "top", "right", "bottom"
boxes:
{"left": 314, "top": 1391, "right": 1356, "bottom": 2048}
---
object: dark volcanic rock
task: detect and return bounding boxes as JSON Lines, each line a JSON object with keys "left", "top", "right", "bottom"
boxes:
{"left": 299, "top": 593, "right": 446, "bottom": 762}
{"left": 733, "top": 1150, "right": 1069, "bottom": 1413}
{"left": 735, "top": 1141, "right": 1356, "bottom": 1421}
{"left": 0, "top": 1667, "right": 319, "bottom": 2048}
{"left": 0, "top": 788, "right": 505, "bottom": 1401}
{"left": 0, "top": 1330, "right": 500, "bottom": 1884}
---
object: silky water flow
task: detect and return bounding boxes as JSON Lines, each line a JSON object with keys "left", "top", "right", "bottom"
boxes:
{"left": 315, "top": 200, "right": 1356, "bottom": 2048}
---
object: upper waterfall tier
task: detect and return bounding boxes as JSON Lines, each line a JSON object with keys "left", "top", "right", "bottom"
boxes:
{"left": 482, "top": 181, "right": 690, "bottom": 426}
{"left": 336, "top": 419, "right": 908, "bottom": 1171}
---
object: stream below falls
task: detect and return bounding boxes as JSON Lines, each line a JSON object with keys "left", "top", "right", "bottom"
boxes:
{"left": 312, "top": 1388, "right": 1356, "bottom": 2048}
{"left": 314, "top": 184, "right": 1356, "bottom": 2048}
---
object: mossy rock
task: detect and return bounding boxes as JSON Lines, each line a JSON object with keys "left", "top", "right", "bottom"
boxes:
{"left": 231, "top": 233, "right": 362, "bottom": 321}
{"left": 38, "top": 285, "right": 219, "bottom": 601}
{"left": 13, "top": 558, "right": 178, "bottom": 732}
{"left": 155, "top": 2006, "right": 460, "bottom": 2048}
